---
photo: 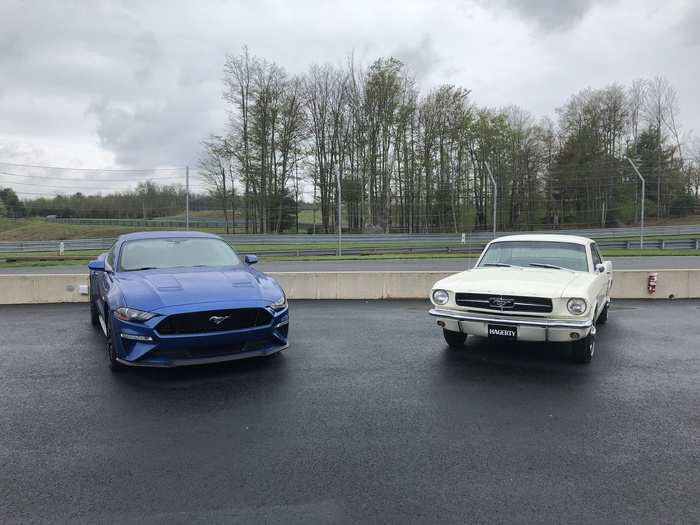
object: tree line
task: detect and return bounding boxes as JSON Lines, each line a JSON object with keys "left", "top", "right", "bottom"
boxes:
{"left": 6, "top": 50, "right": 699, "bottom": 233}
{"left": 199, "top": 48, "right": 700, "bottom": 233}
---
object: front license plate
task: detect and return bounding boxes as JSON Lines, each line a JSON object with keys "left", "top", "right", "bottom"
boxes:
{"left": 488, "top": 324, "right": 517, "bottom": 340}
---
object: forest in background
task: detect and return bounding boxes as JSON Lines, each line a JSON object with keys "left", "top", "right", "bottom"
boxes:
{"left": 4, "top": 48, "right": 699, "bottom": 234}
{"left": 198, "top": 48, "right": 700, "bottom": 233}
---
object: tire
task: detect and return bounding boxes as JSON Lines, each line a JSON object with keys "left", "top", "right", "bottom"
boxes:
{"left": 89, "top": 281, "right": 100, "bottom": 327}
{"left": 105, "top": 313, "right": 125, "bottom": 372}
{"left": 572, "top": 331, "right": 596, "bottom": 364}
{"left": 443, "top": 329, "right": 467, "bottom": 348}
{"left": 597, "top": 302, "right": 609, "bottom": 325}
{"left": 90, "top": 297, "right": 100, "bottom": 327}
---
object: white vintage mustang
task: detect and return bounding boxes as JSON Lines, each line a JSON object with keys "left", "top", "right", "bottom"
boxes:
{"left": 429, "top": 234, "right": 613, "bottom": 363}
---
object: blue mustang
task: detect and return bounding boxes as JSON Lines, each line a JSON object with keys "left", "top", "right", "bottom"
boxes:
{"left": 88, "top": 231, "right": 289, "bottom": 370}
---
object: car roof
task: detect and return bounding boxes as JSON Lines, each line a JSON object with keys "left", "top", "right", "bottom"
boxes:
{"left": 117, "top": 231, "right": 222, "bottom": 242}
{"left": 489, "top": 234, "right": 592, "bottom": 245}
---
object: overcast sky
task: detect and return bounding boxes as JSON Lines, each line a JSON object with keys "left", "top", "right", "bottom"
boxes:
{"left": 0, "top": 0, "right": 698, "bottom": 194}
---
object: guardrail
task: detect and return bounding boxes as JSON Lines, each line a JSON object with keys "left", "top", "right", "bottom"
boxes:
{"left": 2, "top": 236, "right": 699, "bottom": 256}
{"left": 42, "top": 217, "right": 700, "bottom": 238}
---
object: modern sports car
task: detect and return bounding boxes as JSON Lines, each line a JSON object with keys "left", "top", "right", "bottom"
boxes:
{"left": 88, "top": 231, "right": 289, "bottom": 370}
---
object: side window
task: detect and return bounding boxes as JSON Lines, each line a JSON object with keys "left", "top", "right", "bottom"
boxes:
{"left": 591, "top": 244, "right": 602, "bottom": 267}
{"left": 105, "top": 244, "right": 116, "bottom": 270}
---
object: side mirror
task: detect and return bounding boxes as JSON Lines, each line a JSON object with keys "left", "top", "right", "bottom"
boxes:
{"left": 595, "top": 263, "right": 606, "bottom": 273}
{"left": 88, "top": 260, "right": 106, "bottom": 272}
{"left": 244, "top": 254, "right": 258, "bottom": 265}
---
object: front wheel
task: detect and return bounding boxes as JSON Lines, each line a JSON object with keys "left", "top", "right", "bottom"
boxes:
{"left": 572, "top": 331, "right": 595, "bottom": 364}
{"left": 89, "top": 284, "right": 100, "bottom": 327}
{"left": 443, "top": 329, "right": 467, "bottom": 348}
{"left": 105, "top": 314, "right": 125, "bottom": 372}
{"left": 597, "top": 302, "right": 609, "bottom": 325}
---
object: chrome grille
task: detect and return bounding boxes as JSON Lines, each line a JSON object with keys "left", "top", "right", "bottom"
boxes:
{"left": 455, "top": 293, "right": 553, "bottom": 313}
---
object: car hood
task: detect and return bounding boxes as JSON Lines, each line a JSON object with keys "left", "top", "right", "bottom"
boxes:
{"left": 115, "top": 266, "right": 283, "bottom": 312}
{"left": 435, "top": 267, "right": 595, "bottom": 298}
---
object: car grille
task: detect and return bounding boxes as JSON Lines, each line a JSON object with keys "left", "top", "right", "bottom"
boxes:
{"left": 155, "top": 308, "right": 273, "bottom": 335}
{"left": 147, "top": 337, "right": 277, "bottom": 360}
{"left": 455, "top": 293, "right": 553, "bottom": 313}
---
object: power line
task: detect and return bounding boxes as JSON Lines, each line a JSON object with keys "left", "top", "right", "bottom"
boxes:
{"left": 0, "top": 170, "right": 185, "bottom": 183}
{"left": 0, "top": 161, "right": 185, "bottom": 173}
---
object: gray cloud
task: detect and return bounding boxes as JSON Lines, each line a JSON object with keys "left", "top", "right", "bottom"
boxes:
{"left": 677, "top": 4, "right": 700, "bottom": 46}
{"left": 480, "top": 0, "right": 604, "bottom": 31}
{"left": 393, "top": 34, "right": 443, "bottom": 83}
{"left": 0, "top": 0, "right": 698, "bottom": 179}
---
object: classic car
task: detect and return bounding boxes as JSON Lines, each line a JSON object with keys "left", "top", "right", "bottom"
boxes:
{"left": 429, "top": 234, "right": 612, "bottom": 363}
{"left": 88, "top": 231, "right": 289, "bottom": 370}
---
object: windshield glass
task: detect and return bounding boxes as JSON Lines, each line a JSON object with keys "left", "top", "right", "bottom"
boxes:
{"left": 119, "top": 238, "right": 240, "bottom": 271}
{"left": 478, "top": 241, "right": 588, "bottom": 272}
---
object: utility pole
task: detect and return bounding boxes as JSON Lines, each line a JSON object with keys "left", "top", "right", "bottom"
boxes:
{"left": 336, "top": 170, "right": 342, "bottom": 256}
{"left": 185, "top": 166, "right": 190, "bottom": 231}
{"left": 484, "top": 161, "right": 497, "bottom": 236}
{"left": 625, "top": 157, "right": 645, "bottom": 249}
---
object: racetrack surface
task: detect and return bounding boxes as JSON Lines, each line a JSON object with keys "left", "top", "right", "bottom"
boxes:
{"left": 1, "top": 255, "right": 700, "bottom": 274}
{"left": 1, "top": 300, "right": 698, "bottom": 524}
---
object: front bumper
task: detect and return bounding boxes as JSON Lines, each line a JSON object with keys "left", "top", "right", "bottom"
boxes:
{"left": 112, "top": 307, "right": 289, "bottom": 367}
{"left": 429, "top": 307, "right": 593, "bottom": 343}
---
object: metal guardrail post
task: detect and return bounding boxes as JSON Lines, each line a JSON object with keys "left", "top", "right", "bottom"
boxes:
{"left": 484, "top": 162, "right": 497, "bottom": 235}
{"left": 625, "top": 157, "right": 646, "bottom": 249}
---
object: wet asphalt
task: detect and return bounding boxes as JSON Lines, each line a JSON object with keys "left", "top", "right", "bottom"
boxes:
{"left": 1, "top": 300, "right": 698, "bottom": 524}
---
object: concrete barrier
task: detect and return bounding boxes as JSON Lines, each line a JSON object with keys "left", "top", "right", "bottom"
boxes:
{"left": 1, "top": 270, "right": 699, "bottom": 305}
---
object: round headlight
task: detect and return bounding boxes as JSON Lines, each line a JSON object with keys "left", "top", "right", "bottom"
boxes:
{"left": 567, "top": 298, "right": 587, "bottom": 315}
{"left": 432, "top": 289, "right": 449, "bottom": 305}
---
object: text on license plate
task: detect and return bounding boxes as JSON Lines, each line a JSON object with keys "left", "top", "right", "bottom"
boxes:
{"left": 488, "top": 325, "right": 517, "bottom": 339}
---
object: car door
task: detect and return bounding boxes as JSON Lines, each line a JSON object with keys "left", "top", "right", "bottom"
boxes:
{"left": 590, "top": 243, "right": 610, "bottom": 312}
{"left": 94, "top": 244, "right": 116, "bottom": 316}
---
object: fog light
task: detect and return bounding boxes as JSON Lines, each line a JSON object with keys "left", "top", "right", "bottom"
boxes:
{"left": 570, "top": 332, "right": 580, "bottom": 340}
{"left": 120, "top": 333, "right": 153, "bottom": 342}
{"left": 437, "top": 320, "right": 445, "bottom": 327}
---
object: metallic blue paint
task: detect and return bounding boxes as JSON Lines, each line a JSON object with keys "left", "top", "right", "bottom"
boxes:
{"left": 88, "top": 231, "right": 288, "bottom": 367}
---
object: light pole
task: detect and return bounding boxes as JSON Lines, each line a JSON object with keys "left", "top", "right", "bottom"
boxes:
{"left": 484, "top": 161, "right": 497, "bottom": 236}
{"left": 336, "top": 170, "right": 342, "bottom": 256}
{"left": 185, "top": 165, "right": 190, "bottom": 231}
{"left": 625, "top": 156, "right": 645, "bottom": 249}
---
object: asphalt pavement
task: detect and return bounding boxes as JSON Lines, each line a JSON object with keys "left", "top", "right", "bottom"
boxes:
{"left": 1, "top": 255, "right": 700, "bottom": 274}
{"left": 1, "top": 300, "right": 698, "bottom": 524}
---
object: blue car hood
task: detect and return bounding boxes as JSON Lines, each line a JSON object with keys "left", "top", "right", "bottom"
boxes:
{"left": 115, "top": 266, "right": 282, "bottom": 312}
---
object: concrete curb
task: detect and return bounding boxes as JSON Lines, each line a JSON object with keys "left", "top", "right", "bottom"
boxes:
{"left": 1, "top": 270, "right": 699, "bottom": 305}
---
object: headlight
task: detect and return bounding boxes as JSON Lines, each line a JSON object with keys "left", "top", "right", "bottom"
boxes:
{"left": 114, "top": 307, "right": 156, "bottom": 322}
{"left": 271, "top": 292, "right": 288, "bottom": 311}
{"left": 566, "top": 298, "right": 587, "bottom": 315}
{"left": 432, "top": 289, "right": 449, "bottom": 305}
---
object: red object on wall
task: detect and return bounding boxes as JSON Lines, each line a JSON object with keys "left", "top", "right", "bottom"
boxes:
{"left": 647, "top": 272, "right": 658, "bottom": 294}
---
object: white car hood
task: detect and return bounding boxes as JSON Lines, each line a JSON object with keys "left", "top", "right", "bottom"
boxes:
{"left": 436, "top": 267, "right": 594, "bottom": 298}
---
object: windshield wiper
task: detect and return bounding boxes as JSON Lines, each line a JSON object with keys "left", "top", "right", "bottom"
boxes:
{"left": 529, "top": 263, "right": 564, "bottom": 270}
{"left": 483, "top": 262, "right": 513, "bottom": 267}
{"left": 127, "top": 267, "right": 158, "bottom": 271}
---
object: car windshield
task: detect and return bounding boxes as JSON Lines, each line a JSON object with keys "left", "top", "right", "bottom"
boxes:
{"left": 119, "top": 238, "right": 240, "bottom": 271}
{"left": 478, "top": 241, "right": 588, "bottom": 272}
